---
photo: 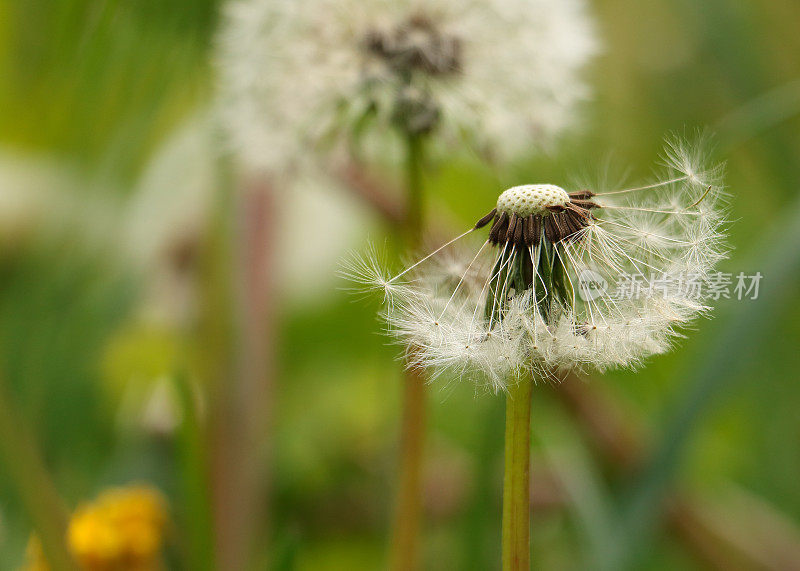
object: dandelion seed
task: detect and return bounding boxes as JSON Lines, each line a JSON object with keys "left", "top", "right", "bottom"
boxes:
{"left": 355, "top": 138, "right": 728, "bottom": 390}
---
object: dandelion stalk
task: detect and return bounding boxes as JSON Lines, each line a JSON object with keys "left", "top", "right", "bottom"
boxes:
{"left": 390, "top": 132, "right": 428, "bottom": 571}
{"left": 0, "top": 375, "right": 76, "bottom": 570}
{"left": 390, "top": 364, "right": 427, "bottom": 571}
{"left": 502, "top": 374, "right": 533, "bottom": 571}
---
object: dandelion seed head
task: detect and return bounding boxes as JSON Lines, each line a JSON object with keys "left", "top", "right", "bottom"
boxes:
{"left": 350, "top": 137, "right": 729, "bottom": 390}
{"left": 496, "top": 184, "right": 571, "bottom": 217}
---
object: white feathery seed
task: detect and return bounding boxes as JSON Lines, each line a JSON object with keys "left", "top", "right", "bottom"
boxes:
{"left": 350, "top": 137, "right": 729, "bottom": 390}
{"left": 216, "top": 0, "right": 600, "bottom": 173}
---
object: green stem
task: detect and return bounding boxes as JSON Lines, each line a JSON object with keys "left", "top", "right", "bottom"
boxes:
{"left": 389, "top": 365, "right": 427, "bottom": 571}
{"left": 390, "top": 133, "right": 427, "bottom": 571}
{"left": 174, "top": 372, "right": 214, "bottom": 571}
{"left": 0, "top": 377, "right": 76, "bottom": 570}
{"left": 502, "top": 374, "right": 533, "bottom": 571}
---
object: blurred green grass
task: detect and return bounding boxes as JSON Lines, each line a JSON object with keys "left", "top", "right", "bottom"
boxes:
{"left": 1, "top": 0, "right": 800, "bottom": 569}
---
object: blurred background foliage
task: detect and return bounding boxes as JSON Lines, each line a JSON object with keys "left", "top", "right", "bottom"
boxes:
{"left": 1, "top": 0, "right": 800, "bottom": 569}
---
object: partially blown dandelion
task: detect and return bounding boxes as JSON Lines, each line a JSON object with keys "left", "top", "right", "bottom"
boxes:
{"left": 216, "top": 0, "right": 599, "bottom": 172}
{"left": 349, "top": 138, "right": 728, "bottom": 390}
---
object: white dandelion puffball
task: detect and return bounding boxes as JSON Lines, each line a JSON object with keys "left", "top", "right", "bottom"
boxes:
{"left": 345, "top": 137, "right": 729, "bottom": 391}
{"left": 216, "top": 0, "right": 600, "bottom": 173}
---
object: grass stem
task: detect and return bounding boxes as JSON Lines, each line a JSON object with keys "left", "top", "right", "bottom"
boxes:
{"left": 0, "top": 376, "right": 76, "bottom": 570}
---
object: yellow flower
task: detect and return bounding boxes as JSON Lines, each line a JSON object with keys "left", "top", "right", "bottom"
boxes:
{"left": 93, "top": 486, "right": 167, "bottom": 563}
{"left": 22, "top": 485, "right": 168, "bottom": 571}
{"left": 68, "top": 505, "right": 123, "bottom": 568}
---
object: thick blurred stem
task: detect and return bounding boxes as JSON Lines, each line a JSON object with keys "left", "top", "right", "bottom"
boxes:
{"left": 502, "top": 375, "right": 533, "bottom": 571}
{"left": 0, "top": 377, "right": 76, "bottom": 570}
{"left": 390, "top": 134, "right": 427, "bottom": 571}
{"left": 390, "top": 365, "right": 427, "bottom": 571}
{"left": 212, "top": 178, "right": 276, "bottom": 570}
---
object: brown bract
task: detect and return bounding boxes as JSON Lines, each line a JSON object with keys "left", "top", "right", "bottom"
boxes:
{"left": 476, "top": 190, "right": 599, "bottom": 247}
